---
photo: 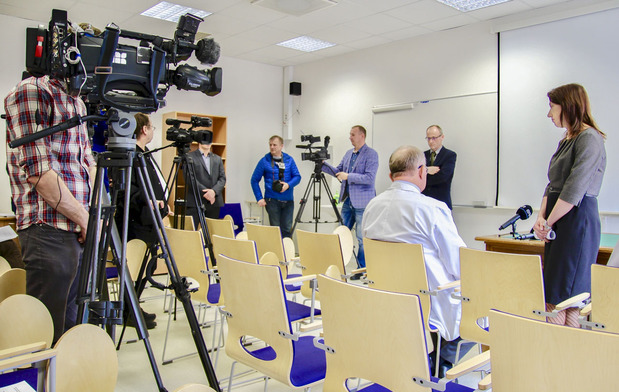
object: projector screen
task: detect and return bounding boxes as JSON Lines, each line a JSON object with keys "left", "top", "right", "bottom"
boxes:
{"left": 498, "top": 8, "right": 619, "bottom": 212}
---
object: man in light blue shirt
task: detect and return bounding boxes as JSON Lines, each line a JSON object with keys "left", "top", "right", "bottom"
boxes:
{"left": 362, "top": 145, "right": 468, "bottom": 376}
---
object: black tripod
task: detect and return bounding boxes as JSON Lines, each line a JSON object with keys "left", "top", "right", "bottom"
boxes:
{"left": 70, "top": 111, "right": 221, "bottom": 392}
{"left": 291, "top": 160, "right": 343, "bottom": 233}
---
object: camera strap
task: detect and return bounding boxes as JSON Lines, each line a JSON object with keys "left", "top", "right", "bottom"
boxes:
{"left": 271, "top": 155, "right": 285, "bottom": 181}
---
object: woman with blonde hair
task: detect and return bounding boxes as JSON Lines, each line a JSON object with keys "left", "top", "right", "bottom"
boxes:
{"left": 533, "top": 83, "right": 606, "bottom": 327}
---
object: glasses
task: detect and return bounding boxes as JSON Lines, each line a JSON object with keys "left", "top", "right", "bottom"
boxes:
{"left": 425, "top": 135, "right": 442, "bottom": 141}
{"left": 149, "top": 125, "right": 157, "bottom": 131}
{"left": 418, "top": 164, "right": 428, "bottom": 174}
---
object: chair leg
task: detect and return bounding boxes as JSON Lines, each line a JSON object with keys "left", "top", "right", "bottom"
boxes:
{"left": 161, "top": 295, "right": 176, "bottom": 363}
{"left": 227, "top": 361, "right": 237, "bottom": 392}
{"left": 434, "top": 334, "right": 442, "bottom": 378}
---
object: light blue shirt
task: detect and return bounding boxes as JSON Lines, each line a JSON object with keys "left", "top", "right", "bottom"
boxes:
{"left": 362, "top": 180, "right": 465, "bottom": 341}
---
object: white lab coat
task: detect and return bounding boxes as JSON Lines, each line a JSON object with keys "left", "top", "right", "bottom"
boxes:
{"left": 362, "top": 180, "right": 465, "bottom": 341}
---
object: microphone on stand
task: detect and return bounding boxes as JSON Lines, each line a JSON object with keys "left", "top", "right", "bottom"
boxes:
{"left": 499, "top": 205, "right": 533, "bottom": 231}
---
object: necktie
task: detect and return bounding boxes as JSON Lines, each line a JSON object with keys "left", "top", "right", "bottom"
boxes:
{"left": 430, "top": 151, "right": 436, "bottom": 166}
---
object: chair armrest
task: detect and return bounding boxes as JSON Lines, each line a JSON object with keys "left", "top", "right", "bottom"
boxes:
{"left": 279, "top": 260, "right": 293, "bottom": 267}
{"left": 437, "top": 280, "right": 460, "bottom": 291}
{"left": 299, "top": 321, "right": 323, "bottom": 333}
{"left": 284, "top": 274, "right": 317, "bottom": 285}
{"left": 478, "top": 374, "right": 492, "bottom": 390}
{"left": 351, "top": 267, "right": 366, "bottom": 274}
{"left": 200, "top": 269, "right": 219, "bottom": 278}
{"left": 580, "top": 302, "right": 592, "bottom": 317}
{"left": 555, "top": 292, "right": 590, "bottom": 311}
{"left": 445, "top": 350, "right": 491, "bottom": 379}
{"left": 0, "top": 348, "right": 57, "bottom": 372}
{"left": 0, "top": 342, "right": 47, "bottom": 361}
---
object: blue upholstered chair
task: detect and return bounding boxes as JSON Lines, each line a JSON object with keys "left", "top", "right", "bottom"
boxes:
{"left": 218, "top": 203, "right": 244, "bottom": 235}
{"left": 217, "top": 254, "right": 326, "bottom": 390}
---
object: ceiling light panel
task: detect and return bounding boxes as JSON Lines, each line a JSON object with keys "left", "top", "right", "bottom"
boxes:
{"left": 251, "top": 0, "right": 338, "bottom": 16}
{"left": 435, "top": 0, "right": 512, "bottom": 12}
{"left": 277, "top": 36, "right": 336, "bottom": 52}
{"left": 141, "top": 1, "right": 212, "bottom": 22}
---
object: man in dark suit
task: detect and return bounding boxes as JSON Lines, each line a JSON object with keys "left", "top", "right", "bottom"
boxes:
{"left": 423, "top": 125, "right": 457, "bottom": 209}
{"left": 185, "top": 141, "right": 226, "bottom": 224}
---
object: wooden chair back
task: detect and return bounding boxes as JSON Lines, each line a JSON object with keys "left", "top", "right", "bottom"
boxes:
{"left": 459, "top": 248, "right": 546, "bottom": 346}
{"left": 0, "top": 268, "right": 26, "bottom": 303}
{"left": 296, "top": 229, "right": 345, "bottom": 299}
{"left": 489, "top": 309, "right": 619, "bottom": 391}
{"left": 205, "top": 217, "right": 235, "bottom": 240}
{"left": 333, "top": 225, "right": 354, "bottom": 265}
{"left": 246, "top": 223, "right": 286, "bottom": 261}
{"left": 52, "top": 323, "right": 118, "bottom": 392}
{"left": 212, "top": 235, "right": 259, "bottom": 264}
{"left": 172, "top": 215, "right": 195, "bottom": 231}
{"left": 317, "top": 275, "right": 431, "bottom": 391}
{"left": 217, "top": 255, "right": 296, "bottom": 386}
{"left": 364, "top": 239, "right": 433, "bottom": 332}
{"left": 0, "top": 294, "right": 54, "bottom": 350}
{"left": 126, "top": 238, "right": 148, "bottom": 280}
{"left": 590, "top": 264, "right": 619, "bottom": 332}
{"left": 0, "top": 256, "right": 10, "bottom": 275}
{"left": 164, "top": 227, "right": 220, "bottom": 305}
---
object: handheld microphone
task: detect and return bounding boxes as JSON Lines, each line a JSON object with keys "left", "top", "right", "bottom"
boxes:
{"left": 499, "top": 205, "right": 533, "bottom": 231}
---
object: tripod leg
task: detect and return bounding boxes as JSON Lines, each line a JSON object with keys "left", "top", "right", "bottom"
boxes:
{"left": 291, "top": 172, "right": 316, "bottom": 234}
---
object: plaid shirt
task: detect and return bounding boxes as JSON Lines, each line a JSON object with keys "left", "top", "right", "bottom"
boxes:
{"left": 5, "top": 76, "right": 95, "bottom": 232}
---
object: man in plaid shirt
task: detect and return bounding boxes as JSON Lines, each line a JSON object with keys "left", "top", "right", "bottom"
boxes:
{"left": 5, "top": 75, "right": 96, "bottom": 343}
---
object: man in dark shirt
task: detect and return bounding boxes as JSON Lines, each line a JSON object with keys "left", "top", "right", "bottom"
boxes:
{"left": 423, "top": 125, "right": 457, "bottom": 209}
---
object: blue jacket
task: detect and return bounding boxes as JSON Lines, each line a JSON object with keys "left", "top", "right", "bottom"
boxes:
{"left": 251, "top": 152, "right": 301, "bottom": 202}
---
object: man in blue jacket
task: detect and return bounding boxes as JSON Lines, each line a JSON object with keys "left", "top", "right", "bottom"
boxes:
{"left": 251, "top": 135, "right": 301, "bottom": 238}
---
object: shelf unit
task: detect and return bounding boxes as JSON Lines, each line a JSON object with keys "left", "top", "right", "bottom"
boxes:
{"left": 161, "top": 111, "right": 227, "bottom": 212}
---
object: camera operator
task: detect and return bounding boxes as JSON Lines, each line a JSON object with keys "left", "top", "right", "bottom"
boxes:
{"left": 251, "top": 135, "right": 301, "bottom": 238}
{"left": 185, "top": 140, "right": 226, "bottom": 223}
{"left": 5, "top": 75, "right": 96, "bottom": 343}
{"left": 322, "top": 125, "right": 379, "bottom": 274}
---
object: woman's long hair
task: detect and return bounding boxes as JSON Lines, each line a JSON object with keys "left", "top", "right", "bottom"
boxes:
{"left": 547, "top": 83, "right": 605, "bottom": 139}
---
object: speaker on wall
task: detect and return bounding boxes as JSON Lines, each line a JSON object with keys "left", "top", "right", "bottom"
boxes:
{"left": 289, "top": 82, "right": 302, "bottom": 96}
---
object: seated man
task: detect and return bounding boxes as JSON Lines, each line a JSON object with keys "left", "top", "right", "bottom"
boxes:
{"left": 362, "top": 145, "right": 469, "bottom": 375}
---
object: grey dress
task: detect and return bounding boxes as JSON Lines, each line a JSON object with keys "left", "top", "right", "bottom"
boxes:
{"left": 543, "top": 128, "right": 606, "bottom": 304}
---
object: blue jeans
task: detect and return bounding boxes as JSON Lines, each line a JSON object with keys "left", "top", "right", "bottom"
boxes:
{"left": 341, "top": 198, "right": 365, "bottom": 268}
{"left": 265, "top": 198, "right": 294, "bottom": 238}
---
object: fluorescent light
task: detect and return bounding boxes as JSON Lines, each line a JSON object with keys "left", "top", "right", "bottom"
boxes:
{"left": 141, "top": 1, "right": 212, "bottom": 22}
{"left": 372, "top": 103, "right": 415, "bottom": 113}
{"left": 277, "top": 36, "right": 335, "bottom": 52}
{"left": 435, "top": 0, "right": 511, "bottom": 12}
{"left": 251, "top": 0, "right": 338, "bottom": 16}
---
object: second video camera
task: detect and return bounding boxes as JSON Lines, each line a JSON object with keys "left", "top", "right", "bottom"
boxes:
{"left": 297, "top": 134, "right": 330, "bottom": 162}
{"left": 166, "top": 116, "right": 213, "bottom": 147}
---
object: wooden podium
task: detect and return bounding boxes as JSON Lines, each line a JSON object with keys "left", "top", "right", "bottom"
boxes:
{"left": 475, "top": 233, "right": 619, "bottom": 266}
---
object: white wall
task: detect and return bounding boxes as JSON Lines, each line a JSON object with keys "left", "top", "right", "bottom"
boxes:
{"left": 0, "top": 13, "right": 283, "bottom": 216}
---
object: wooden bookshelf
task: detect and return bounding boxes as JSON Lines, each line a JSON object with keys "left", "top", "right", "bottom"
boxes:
{"left": 161, "top": 112, "right": 227, "bottom": 212}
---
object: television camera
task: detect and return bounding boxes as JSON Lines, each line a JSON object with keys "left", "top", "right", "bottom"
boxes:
{"left": 25, "top": 9, "right": 222, "bottom": 115}
{"left": 166, "top": 115, "right": 213, "bottom": 154}
{"left": 297, "top": 134, "right": 331, "bottom": 162}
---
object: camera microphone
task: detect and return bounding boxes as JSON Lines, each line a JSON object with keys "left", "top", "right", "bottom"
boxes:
{"left": 195, "top": 38, "right": 220, "bottom": 65}
{"left": 499, "top": 205, "right": 533, "bottom": 231}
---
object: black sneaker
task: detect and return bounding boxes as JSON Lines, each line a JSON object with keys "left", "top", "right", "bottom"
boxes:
{"left": 349, "top": 273, "right": 363, "bottom": 281}
{"left": 126, "top": 315, "right": 157, "bottom": 330}
{"left": 141, "top": 308, "right": 156, "bottom": 321}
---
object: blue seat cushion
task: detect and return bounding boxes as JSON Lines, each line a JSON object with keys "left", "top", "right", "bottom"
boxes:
{"left": 358, "top": 377, "right": 473, "bottom": 392}
{"left": 287, "top": 300, "right": 321, "bottom": 322}
{"left": 106, "top": 266, "right": 118, "bottom": 279}
{"left": 207, "top": 283, "right": 221, "bottom": 304}
{"left": 0, "top": 367, "right": 37, "bottom": 389}
{"left": 359, "top": 377, "right": 474, "bottom": 392}
{"left": 285, "top": 273, "right": 302, "bottom": 292}
{"left": 241, "top": 336, "right": 326, "bottom": 387}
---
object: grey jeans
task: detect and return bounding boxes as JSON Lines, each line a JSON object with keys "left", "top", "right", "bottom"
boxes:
{"left": 19, "top": 224, "right": 83, "bottom": 343}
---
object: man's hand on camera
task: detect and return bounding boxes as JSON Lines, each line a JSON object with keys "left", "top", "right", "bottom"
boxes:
{"left": 258, "top": 199, "right": 267, "bottom": 207}
{"left": 280, "top": 182, "right": 289, "bottom": 192}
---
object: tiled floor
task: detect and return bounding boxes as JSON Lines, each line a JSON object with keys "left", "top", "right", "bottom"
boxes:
{"left": 114, "top": 264, "right": 482, "bottom": 391}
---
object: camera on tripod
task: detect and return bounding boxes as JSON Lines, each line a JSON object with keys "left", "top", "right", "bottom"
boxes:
{"left": 166, "top": 115, "right": 213, "bottom": 147}
{"left": 25, "top": 9, "right": 222, "bottom": 114}
{"left": 297, "top": 134, "right": 331, "bottom": 162}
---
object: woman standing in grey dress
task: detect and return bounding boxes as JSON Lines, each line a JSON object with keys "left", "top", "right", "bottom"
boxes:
{"left": 533, "top": 83, "right": 606, "bottom": 327}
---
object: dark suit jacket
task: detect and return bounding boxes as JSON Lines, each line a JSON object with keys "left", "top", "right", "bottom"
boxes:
{"left": 185, "top": 149, "right": 226, "bottom": 208}
{"left": 423, "top": 147, "right": 456, "bottom": 209}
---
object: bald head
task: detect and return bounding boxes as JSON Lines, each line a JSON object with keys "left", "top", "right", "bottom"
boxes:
{"left": 389, "top": 145, "right": 427, "bottom": 190}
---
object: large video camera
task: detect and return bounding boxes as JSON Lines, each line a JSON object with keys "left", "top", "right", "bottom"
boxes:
{"left": 25, "top": 9, "right": 222, "bottom": 114}
{"left": 297, "top": 134, "right": 330, "bottom": 162}
{"left": 166, "top": 115, "right": 213, "bottom": 154}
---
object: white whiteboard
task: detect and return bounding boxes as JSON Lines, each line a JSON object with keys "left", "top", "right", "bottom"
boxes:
{"left": 499, "top": 8, "right": 619, "bottom": 212}
{"left": 372, "top": 92, "right": 497, "bottom": 207}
